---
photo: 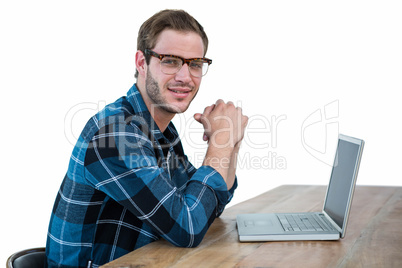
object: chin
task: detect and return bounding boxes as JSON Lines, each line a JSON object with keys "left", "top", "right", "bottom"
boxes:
{"left": 165, "top": 103, "right": 190, "bottom": 114}
{"left": 163, "top": 96, "right": 193, "bottom": 113}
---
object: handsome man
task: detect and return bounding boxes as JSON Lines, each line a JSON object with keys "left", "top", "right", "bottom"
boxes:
{"left": 46, "top": 9, "right": 248, "bottom": 267}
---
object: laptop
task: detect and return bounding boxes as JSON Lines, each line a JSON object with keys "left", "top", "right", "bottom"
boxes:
{"left": 236, "top": 134, "right": 364, "bottom": 241}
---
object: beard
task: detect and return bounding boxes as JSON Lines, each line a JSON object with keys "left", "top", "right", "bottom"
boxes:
{"left": 145, "top": 70, "right": 197, "bottom": 114}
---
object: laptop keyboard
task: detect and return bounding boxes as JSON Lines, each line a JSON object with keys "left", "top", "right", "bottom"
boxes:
{"left": 278, "top": 214, "right": 335, "bottom": 232}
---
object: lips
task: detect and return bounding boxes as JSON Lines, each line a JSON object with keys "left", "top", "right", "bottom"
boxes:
{"left": 168, "top": 87, "right": 192, "bottom": 98}
{"left": 169, "top": 88, "right": 191, "bottom": 93}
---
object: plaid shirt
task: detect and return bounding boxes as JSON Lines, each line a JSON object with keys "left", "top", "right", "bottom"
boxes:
{"left": 46, "top": 84, "right": 237, "bottom": 268}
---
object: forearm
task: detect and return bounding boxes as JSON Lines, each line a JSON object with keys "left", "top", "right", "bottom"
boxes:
{"left": 226, "top": 143, "right": 241, "bottom": 189}
{"left": 202, "top": 141, "right": 240, "bottom": 190}
{"left": 203, "top": 144, "right": 233, "bottom": 184}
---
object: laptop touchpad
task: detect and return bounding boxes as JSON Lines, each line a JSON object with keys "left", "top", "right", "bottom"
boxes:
{"left": 254, "top": 220, "right": 273, "bottom": 226}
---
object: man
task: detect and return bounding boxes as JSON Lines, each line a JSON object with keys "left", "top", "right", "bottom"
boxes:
{"left": 46, "top": 9, "right": 248, "bottom": 267}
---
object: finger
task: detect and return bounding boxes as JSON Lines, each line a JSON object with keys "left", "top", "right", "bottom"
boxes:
{"left": 203, "top": 104, "right": 215, "bottom": 116}
{"left": 193, "top": 114, "right": 210, "bottom": 141}
{"left": 215, "top": 99, "right": 224, "bottom": 105}
{"left": 243, "top": 115, "right": 249, "bottom": 123}
{"left": 203, "top": 133, "right": 209, "bottom": 141}
{"left": 242, "top": 115, "right": 249, "bottom": 129}
{"left": 194, "top": 103, "right": 214, "bottom": 123}
{"left": 194, "top": 113, "right": 203, "bottom": 123}
{"left": 194, "top": 114, "right": 209, "bottom": 131}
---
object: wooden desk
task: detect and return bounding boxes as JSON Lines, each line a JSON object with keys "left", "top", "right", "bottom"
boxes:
{"left": 101, "top": 185, "right": 402, "bottom": 268}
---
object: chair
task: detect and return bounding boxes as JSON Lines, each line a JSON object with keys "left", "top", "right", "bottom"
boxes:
{"left": 6, "top": 247, "right": 46, "bottom": 268}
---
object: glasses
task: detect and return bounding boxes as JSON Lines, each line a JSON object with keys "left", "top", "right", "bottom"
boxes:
{"left": 144, "top": 49, "right": 212, "bottom": 77}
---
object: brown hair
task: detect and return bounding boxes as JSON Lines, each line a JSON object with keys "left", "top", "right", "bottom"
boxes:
{"left": 135, "top": 9, "right": 209, "bottom": 78}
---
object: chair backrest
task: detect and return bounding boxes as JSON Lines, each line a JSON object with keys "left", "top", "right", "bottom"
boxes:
{"left": 6, "top": 247, "right": 46, "bottom": 268}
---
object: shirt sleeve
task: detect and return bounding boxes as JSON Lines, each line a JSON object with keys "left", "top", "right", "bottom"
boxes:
{"left": 180, "top": 154, "right": 238, "bottom": 216}
{"left": 83, "top": 120, "right": 235, "bottom": 248}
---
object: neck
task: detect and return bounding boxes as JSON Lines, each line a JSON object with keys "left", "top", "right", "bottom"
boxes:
{"left": 152, "top": 109, "right": 175, "bottom": 132}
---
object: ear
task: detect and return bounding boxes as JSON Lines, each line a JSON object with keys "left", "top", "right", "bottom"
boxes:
{"left": 135, "top": 50, "right": 147, "bottom": 78}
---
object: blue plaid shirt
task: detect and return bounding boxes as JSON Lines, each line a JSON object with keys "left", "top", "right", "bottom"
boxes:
{"left": 46, "top": 84, "right": 237, "bottom": 268}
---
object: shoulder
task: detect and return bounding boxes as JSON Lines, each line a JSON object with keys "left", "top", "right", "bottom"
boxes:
{"left": 73, "top": 96, "right": 153, "bottom": 157}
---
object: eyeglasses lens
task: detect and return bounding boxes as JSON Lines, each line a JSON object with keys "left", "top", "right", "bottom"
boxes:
{"left": 160, "top": 57, "right": 208, "bottom": 77}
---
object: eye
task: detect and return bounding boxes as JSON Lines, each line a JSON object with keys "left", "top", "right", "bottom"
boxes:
{"left": 189, "top": 60, "right": 204, "bottom": 69}
{"left": 161, "top": 57, "right": 181, "bottom": 67}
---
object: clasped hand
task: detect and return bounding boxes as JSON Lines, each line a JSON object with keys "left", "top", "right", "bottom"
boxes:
{"left": 194, "top": 99, "right": 248, "bottom": 148}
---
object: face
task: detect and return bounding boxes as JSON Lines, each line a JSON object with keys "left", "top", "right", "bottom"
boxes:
{"left": 143, "top": 29, "right": 204, "bottom": 115}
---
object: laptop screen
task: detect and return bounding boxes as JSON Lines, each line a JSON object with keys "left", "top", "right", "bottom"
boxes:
{"left": 323, "top": 136, "right": 363, "bottom": 230}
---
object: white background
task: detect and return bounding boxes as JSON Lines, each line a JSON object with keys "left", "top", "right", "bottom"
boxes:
{"left": 1, "top": 0, "right": 401, "bottom": 263}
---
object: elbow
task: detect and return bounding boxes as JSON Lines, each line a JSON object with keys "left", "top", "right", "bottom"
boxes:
{"left": 171, "top": 233, "right": 205, "bottom": 248}
{"left": 187, "top": 237, "right": 203, "bottom": 248}
{"left": 180, "top": 239, "right": 202, "bottom": 248}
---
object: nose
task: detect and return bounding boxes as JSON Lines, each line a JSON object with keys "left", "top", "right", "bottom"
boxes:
{"left": 175, "top": 63, "right": 192, "bottom": 83}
